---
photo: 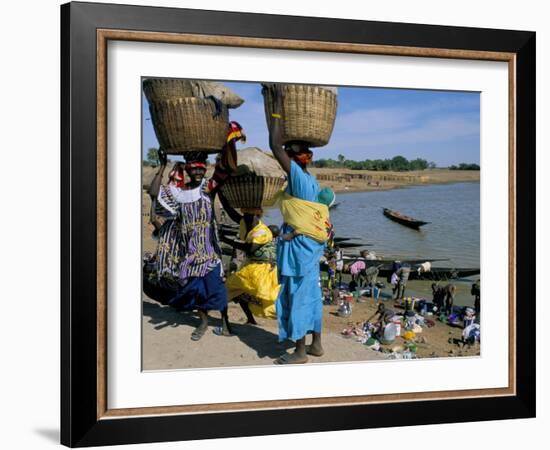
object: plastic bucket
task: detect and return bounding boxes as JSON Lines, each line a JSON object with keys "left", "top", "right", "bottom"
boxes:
{"left": 390, "top": 318, "right": 401, "bottom": 337}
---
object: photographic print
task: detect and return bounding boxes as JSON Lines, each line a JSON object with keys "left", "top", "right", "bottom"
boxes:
{"left": 62, "top": 3, "right": 535, "bottom": 445}
{"left": 141, "top": 78, "right": 481, "bottom": 370}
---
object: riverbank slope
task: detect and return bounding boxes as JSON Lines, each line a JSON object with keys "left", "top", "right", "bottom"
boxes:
{"left": 142, "top": 164, "right": 479, "bottom": 194}
{"left": 310, "top": 168, "right": 479, "bottom": 193}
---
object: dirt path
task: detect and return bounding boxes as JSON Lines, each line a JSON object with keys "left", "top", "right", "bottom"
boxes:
{"left": 142, "top": 298, "right": 388, "bottom": 370}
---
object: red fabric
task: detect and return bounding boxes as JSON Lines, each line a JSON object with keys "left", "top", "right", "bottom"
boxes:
{"left": 292, "top": 150, "right": 313, "bottom": 165}
{"left": 184, "top": 161, "right": 207, "bottom": 170}
{"left": 205, "top": 121, "right": 246, "bottom": 193}
{"left": 227, "top": 121, "right": 244, "bottom": 143}
{"left": 168, "top": 167, "right": 185, "bottom": 188}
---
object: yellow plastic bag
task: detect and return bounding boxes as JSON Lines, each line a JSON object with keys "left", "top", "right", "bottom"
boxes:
{"left": 276, "top": 192, "right": 331, "bottom": 242}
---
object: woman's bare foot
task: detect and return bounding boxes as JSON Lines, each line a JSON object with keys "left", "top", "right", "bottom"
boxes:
{"left": 190, "top": 310, "right": 209, "bottom": 341}
{"left": 239, "top": 299, "right": 258, "bottom": 325}
{"left": 218, "top": 307, "right": 235, "bottom": 336}
{"left": 306, "top": 332, "right": 324, "bottom": 356}
{"left": 275, "top": 337, "right": 308, "bottom": 364}
{"left": 191, "top": 323, "right": 208, "bottom": 341}
{"left": 306, "top": 343, "right": 324, "bottom": 357}
{"left": 275, "top": 352, "right": 308, "bottom": 365}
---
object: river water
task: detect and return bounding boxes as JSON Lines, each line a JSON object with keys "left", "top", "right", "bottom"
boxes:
{"left": 263, "top": 182, "right": 480, "bottom": 269}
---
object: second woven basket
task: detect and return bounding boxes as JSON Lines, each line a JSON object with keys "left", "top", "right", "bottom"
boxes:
{"left": 263, "top": 84, "right": 337, "bottom": 147}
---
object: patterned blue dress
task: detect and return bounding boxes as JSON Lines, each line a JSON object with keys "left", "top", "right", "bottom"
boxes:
{"left": 276, "top": 161, "right": 325, "bottom": 341}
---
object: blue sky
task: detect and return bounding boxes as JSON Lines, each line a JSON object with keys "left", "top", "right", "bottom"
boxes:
{"left": 142, "top": 81, "right": 480, "bottom": 166}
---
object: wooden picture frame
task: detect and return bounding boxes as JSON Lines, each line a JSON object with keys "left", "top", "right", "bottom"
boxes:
{"left": 61, "top": 1, "right": 535, "bottom": 447}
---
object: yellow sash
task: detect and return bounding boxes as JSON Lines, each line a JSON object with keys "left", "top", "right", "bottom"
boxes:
{"left": 276, "top": 192, "right": 331, "bottom": 243}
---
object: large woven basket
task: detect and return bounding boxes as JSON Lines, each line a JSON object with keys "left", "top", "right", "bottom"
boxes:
{"left": 263, "top": 84, "right": 337, "bottom": 147}
{"left": 143, "top": 78, "right": 245, "bottom": 108}
{"left": 220, "top": 174, "right": 286, "bottom": 209}
{"left": 143, "top": 79, "right": 197, "bottom": 103}
{"left": 148, "top": 97, "right": 228, "bottom": 154}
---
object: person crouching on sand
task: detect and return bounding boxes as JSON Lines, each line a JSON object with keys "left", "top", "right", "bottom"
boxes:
{"left": 366, "top": 303, "right": 395, "bottom": 340}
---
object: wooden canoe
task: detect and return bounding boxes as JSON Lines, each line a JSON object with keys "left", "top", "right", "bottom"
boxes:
{"left": 383, "top": 208, "right": 430, "bottom": 229}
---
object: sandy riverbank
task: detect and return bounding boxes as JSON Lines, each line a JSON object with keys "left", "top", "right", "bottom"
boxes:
{"left": 143, "top": 288, "right": 479, "bottom": 370}
{"left": 142, "top": 198, "right": 479, "bottom": 370}
{"left": 142, "top": 164, "right": 479, "bottom": 194}
{"left": 141, "top": 170, "right": 480, "bottom": 370}
{"left": 309, "top": 168, "right": 479, "bottom": 193}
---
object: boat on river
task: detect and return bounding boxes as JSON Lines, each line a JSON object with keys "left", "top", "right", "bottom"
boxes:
{"left": 383, "top": 208, "right": 430, "bottom": 229}
{"left": 377, "top": 266, "right": 480, "bottom": 281}
{"left": 319, "top": 261, "right": 479, "bottom": 281}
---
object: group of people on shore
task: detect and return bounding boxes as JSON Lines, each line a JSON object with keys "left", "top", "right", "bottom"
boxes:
{"left": 143, "top": 87, "right": 332, "bottom": 364}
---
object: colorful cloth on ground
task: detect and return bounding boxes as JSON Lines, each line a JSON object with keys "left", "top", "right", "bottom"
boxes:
{"left": 276, "top": 160, "right": 325, "bottom": 341}
{"left": 169, "top": 263, "right": 227, "bottom": 311}
{"left": 226, "top": 221, "right": 279, "bottom": 319}
{"left": 277, "top": 192, "right": 331, "bottom": 243}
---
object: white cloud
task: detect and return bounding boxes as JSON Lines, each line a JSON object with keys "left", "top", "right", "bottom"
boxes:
{"left": 329, "top": 103, "right": 479, "bottom": 152}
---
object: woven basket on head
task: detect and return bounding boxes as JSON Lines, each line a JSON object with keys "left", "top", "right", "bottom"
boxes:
{"left": 263, "top": 84, "right": 337, "bottom": 147}
{"left": 143, "top": 79, "right": 245, "bottom": 108}
{"left": 220, "top": 147, "right": 287, "bottom": 208}
{"left": 142, "top": 79, "right": 197, "bottom": 103}
{"left": 221, "top": 174, "right": 286, "bottom": 209}
{"left": 148, "top": 97, "right": 228, "bottom": 154}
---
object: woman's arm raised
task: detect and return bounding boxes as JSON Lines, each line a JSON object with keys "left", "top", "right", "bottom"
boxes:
{"left": 266, "top": 84, "right": 291, "bottom": 175}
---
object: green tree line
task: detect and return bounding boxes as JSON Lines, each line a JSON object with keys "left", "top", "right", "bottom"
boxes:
{"left": 448, "top": 163, "right": 480, "bottom": 170}
{"left": 311, "top": 154, "right": 435, "bottom": 171}
{"left": 144, "top": 147, "right": 479, "bottom": 171}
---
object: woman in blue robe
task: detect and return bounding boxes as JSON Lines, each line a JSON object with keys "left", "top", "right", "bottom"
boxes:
{"left": 267, "top": 85, "right": 326, "bottom": 364}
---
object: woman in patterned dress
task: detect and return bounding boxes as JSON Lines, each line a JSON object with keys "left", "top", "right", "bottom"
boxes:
{"left": 163, "top": 154, "right": 231, "bottom": 340}
{"left": 144, "top": 123, "right": 246, "bottom": 341}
